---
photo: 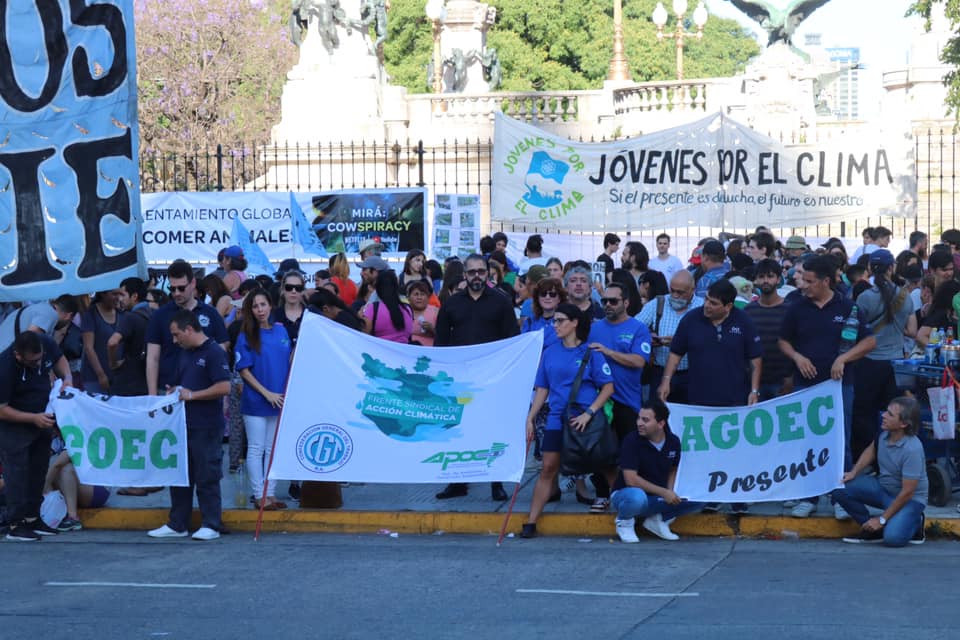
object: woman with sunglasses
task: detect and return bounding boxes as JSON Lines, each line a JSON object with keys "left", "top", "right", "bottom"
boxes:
{"left": 522, "top": 278, "right": 566, "bottom": 463}
{"left": 521, "top": 303, "right": 615, "bottom": 538}
{"left": 271, "top": 271, "right": 307, "bottom": 347}
{"left": 235, "top": 289, "right": 292, "bottom": 511}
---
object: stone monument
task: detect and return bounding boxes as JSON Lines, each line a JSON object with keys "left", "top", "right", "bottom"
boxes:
{"left": 273, "top": 0, "right": 404, "bottom": 143}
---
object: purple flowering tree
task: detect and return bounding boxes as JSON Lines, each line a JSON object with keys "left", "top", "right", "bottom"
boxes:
{"left": 134, "top": 0, "right": 296, "bottom": 162}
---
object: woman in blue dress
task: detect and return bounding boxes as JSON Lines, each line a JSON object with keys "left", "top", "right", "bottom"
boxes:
{"left": 521, "top": 303, "right": 614, "bottom": 538}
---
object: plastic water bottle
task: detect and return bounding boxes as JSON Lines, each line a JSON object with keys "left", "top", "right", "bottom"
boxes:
{"left": 233, "top": 461, "right": 248, "bottom": 508}
{"left": 838, "top": 305, "right": 859, "bottom": 353}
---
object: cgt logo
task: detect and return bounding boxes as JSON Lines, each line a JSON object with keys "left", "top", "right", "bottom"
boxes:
{"left": 296, "top": 424, "right": 353, "bottom": 473}
{"left": 422, "top": 443, "right": 509, "bottom": 470}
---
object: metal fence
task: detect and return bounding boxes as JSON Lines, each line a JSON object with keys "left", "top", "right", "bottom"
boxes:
{"left": 140, "top": 129, "right": 960, "bottom": 245}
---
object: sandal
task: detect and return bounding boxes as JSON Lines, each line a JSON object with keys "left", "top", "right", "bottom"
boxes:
{"left": 270, "top": 500, "right": 288, "bottom": 510}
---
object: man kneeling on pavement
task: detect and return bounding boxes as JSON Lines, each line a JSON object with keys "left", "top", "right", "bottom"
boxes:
{"left": 835, "top": 396, "right": 927, "bottom": 547}
{"left": 611, "top": 401, "right": 701, "bottom": 543}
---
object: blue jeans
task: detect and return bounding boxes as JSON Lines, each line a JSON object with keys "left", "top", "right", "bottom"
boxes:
{"left": 831, "top": 474, "right": 925, "bottom": 547}
{"left": 611, "top": 487, "right": 702, "bottom": 521}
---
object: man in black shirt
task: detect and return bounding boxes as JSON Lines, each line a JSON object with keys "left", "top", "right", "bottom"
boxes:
{"left": 609, "top": 401, "right": 700, "bottom": 543}
{"left": 434, "top": 254, "right": 519, "bottom": 501}
{"left": 0, "top": 332, "right": 72, "bottom": 541}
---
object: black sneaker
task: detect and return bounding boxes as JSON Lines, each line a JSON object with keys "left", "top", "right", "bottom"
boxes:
{"left": 910, "top": 513, "right": 926, "bottom": 545}
{"left": 6, "top": 524, "right": 41, "bottom": 541}
{"left": 56, "top": 517, "right": 83, "bottom": 532}
{"left": 731, "top": 503, "right": 749, "bottom": 514}
{"left": 287, "top": 481, "right": 301, "bottom": 501}
{"left": 520, "top": 523, "right": 537, "bottom": 538}
{"left": 842, "top": 529, "right": 884, "bottom": 544}
{"left": 30, "top": 520, "right": 59, "bottom": 536}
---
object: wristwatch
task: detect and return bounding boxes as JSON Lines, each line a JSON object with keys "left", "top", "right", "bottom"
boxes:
{"left": 585, "top": 407, "right": 596, "bottom": 417}
{"left": 878, "top": 516, "right": 887, "bottom": 526}
{"left": 750, "top": 389, "right": 759, "bottom": 396}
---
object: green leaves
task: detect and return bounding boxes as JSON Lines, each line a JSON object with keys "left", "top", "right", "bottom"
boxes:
{"left": 383, "top": 0, "right": 759, "bottom": 92}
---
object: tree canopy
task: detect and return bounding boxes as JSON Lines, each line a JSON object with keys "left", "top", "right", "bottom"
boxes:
{"left": 910, "top": 0, "right": 960, "bottom": 118}
{"left": 134, "top": 0, "right": 296, "bottom": 152}
{"left": 384, "top": 0, "right": 761, "bottom": 92}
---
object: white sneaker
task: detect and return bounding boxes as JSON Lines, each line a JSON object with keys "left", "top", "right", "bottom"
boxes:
{"left": 834, "top": 504, "right": 851, "bottom": 520}
{"left": 615, "top": 518, "right": 639, "bottom": 543}
{"left": 191, "top": 527, "right": 220, "bottom": 541}
{"left": 791, "top": 502, "right": 817, "bottom": 518}
{"left": 642, "top": 513, "right": 679, "bottom": 541}
{"left": 147, "top": 524, "right": 188, "bottom": 538}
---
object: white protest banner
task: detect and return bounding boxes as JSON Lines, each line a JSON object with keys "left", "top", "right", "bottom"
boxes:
{"left": 269, "top": 313, "right": 542, "bottom": 483}
{"left": 0, "top": 1, "right": 144, "bottom": 302}
{"left": 51, "top": 382, "right": 189, "bottom": 488}
{"left": 492, "top": 111, "right": 916, "bottom": 231}
{"left": 671, "top": 380, "right": 844, "bottom": 502}
{"left": 141, "top": 188, "right": 426, "bottom": 264}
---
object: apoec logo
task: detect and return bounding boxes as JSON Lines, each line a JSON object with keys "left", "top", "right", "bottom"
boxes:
{"left": 296, "top": 424, "right": 353, "bottom": 473}
{"left": 421, "top": 442, "right": 509, "bottom": 471}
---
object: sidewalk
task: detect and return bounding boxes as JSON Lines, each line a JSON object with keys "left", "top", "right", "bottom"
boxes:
{"left": 77, "top": 448, "right": 960, "bottom": 539}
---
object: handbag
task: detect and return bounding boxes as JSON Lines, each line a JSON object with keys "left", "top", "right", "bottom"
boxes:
{"left": 931, "top": 369, "right": 958, "bottom": 440}
{"left": 560, "top": 347, "right": 618, "bottom": 475}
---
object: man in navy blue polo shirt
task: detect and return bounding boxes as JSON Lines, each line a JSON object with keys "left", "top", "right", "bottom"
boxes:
{"left": 145, "top": 261, "right": 228, "bottom": 396}
{"left": 779, "top": 254, "right": 876, "bottom": 518}
{"left": 148, "top": 311, "right": 231, "bottom": 541}
{"left": 658, "top": 279, "right": 762, "bottom": 408}
{"left": 587, "top": 282, "right": 652, "bottom": 512}
{"left": 658, "top": 279, "right": 762, "bottom": 514}
{"left": 0, "top": 332, "right": 72, "bottom": 541}
{"left": 610, "top": 401, "right": 701, "bottom": 542}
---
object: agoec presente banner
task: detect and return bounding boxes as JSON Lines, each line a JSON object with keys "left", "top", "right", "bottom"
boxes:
{"left": 492, "top": 111, "right": 916, "bottom": 231}
{"left": 269, "top": 313, "right": 542, "bottom": 484}
{"left": 0, "top": 1, "right": 144, "bottom": 302}
{"left": 49, "top": 381, "right": 189, "bottom": 488}
{"left": 140, "top": 188, "right": 426, "bottom": 264}
{"left": 671, "top": 380, "right": 845, "bottom": 502}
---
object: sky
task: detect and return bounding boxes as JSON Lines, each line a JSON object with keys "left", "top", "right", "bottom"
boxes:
{"left": 704, "top": 0, "right": 922, "bottom": 118}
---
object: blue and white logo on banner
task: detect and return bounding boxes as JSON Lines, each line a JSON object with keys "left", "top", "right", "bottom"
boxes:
{"left": 0, "top": 1, "right": 143, "bottom": 302}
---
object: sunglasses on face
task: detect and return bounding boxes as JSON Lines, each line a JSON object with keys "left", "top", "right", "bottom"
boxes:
{"left": 601, "top": 297, "right": 622, "bottom": 306}
{"left": 466, "top": 269, "right": 487, "bottom": 277}
{"left": 285, "top": 284, "right": 305, "bottom": 292}
{"left": 540, "top": 290, "right": 560, "bottom": 298}
{"left": 170, "top": 285, "right": 188, "bottom": 293}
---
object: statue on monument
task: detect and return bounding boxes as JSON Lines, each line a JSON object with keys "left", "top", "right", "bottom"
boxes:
{"left": 448, "top": 48, "right": 468, "bottom": 92}
{"left": 289, "top": 0, "right": 345, "bottom": 53}
{"left": 481, "top": 47, "right": 502, "bottom": 90}
{"left": 726, "top": 0, "right": 831, "bottom": 46}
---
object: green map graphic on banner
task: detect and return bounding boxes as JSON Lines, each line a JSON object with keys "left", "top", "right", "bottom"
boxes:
{"left": 358, "top": 353, "right": 472, "bottom": 438}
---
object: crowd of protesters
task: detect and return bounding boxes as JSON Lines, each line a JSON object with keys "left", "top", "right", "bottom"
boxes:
{"left": 0, "top": 225, "right": 948, "bottom": 546}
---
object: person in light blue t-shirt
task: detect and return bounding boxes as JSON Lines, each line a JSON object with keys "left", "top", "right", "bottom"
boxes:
{"left": 521, "top": 303, "right": 614, "bottom": 539}
{"left": 235, "top": 290, "right": 292, "bottom": 511}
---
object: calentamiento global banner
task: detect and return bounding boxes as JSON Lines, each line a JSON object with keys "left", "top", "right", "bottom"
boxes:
{"left": 50, "top": 381, "right": 189, "bottom": 488}
{"left": 492, "top": 111, "right": 915, "bottom": 231}
{"left": 0, "top": 1, "right": 144, "bottom": 302}
{"left": 269, "top": 313, "right": 542, "bottom": 483}
{"left": 141, "top": 188, "right": 426, "bottom": 264}
{"left": 671, "top": 380, "right": 844, "bottom": 502}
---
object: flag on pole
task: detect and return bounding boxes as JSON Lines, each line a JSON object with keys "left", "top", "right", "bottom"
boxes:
{"left": 290, "top": 192, "right": 329, "bottom": 257}
{"left": 231, "top": 217, "right": 275, "bottom": 276}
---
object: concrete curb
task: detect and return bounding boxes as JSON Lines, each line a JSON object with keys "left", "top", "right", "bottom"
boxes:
{"left": 77, "top": 508, "right": 960, "bottom": 539}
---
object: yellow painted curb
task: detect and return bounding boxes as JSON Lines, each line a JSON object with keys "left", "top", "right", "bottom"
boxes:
{"left": 76, "top": 509, "right": 960, "bottom": 539}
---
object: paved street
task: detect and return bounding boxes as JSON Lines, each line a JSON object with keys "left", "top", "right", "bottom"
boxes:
{"left": 1, "top": 532, "right": 958, "bottom": 639}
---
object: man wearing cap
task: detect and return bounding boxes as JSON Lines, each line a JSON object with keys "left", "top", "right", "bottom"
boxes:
{"left": 358, "top": 238, "right": 383, "bottom": 261}
{"left": 353, "top": 255, "right": 390, "bottom": 312}
{"left": 694, "top": 240, "right": 727, "bottom": 299}
{"left": 434, "top": 254, "right": 519, "bottom": 502}
{"left": 852, "top": 249, "right": 914, "bottom": 462}
{"left": 784, "top": 236, "right": 807, "bottom": 259}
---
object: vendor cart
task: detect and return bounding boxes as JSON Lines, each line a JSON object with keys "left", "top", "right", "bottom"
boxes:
{"left": 892, "top": 359, "right": 960, "bottom": 507}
